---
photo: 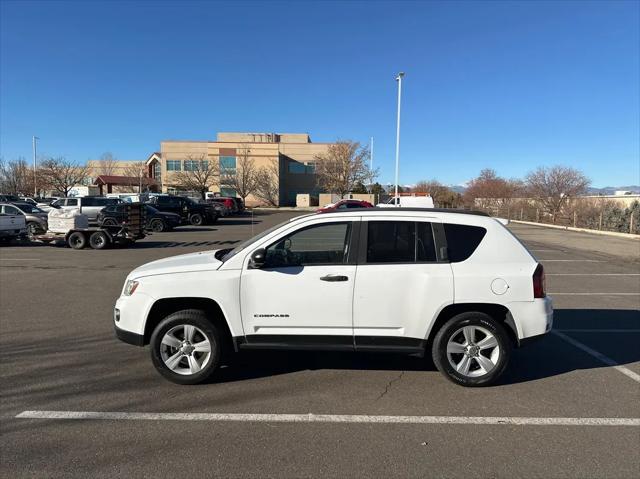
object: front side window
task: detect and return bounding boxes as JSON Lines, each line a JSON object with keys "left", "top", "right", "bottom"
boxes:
{"left": 2, "top": 205, "right": 21, "bottom": 215}
{"left": 166, "top": 160, "right": 182, "bottom": 171}
{"left": 366, "top": 221, "right": 436, "bottom": 263}
{"left": 265, "top": 222, "right": 351, "bottom": 268}
{"left": 66, "top": 199, "right": 78, "bottom": 206}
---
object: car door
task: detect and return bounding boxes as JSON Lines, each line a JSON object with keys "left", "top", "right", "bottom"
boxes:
{"left": 352, "top": 217, "right": 454, "bottom": 351}
{"left": 239, "top": 218, "right": 359, "bottom": 348}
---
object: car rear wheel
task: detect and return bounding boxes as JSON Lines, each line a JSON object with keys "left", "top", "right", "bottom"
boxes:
{"left": 150, "top": 310, "right": 221, "bottom": 385}
{"left": 432, "top": 312, "right": 511, "bottom": 387}
{"left": 189, "top": 213, "right": 204, "bottom": 226}
{"left": 150, "top": 218, "right": 166, "bottom": 232}
{"left": 102, "top": 218, "right": 118, "bottom": 227}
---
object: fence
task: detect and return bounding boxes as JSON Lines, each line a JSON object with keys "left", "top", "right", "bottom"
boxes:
{"left": 474, "top": 199, "right": 639, "bottom": 235}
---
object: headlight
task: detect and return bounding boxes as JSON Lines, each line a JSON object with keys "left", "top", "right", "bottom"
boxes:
{"left": 123, "top": 280, "right": 139, "bottom": 296}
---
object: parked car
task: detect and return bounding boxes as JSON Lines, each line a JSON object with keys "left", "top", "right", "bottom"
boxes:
{"left": 0, "top": 194, "right": 20, "bottom": 202}
{"left": 0, "top": 202, "right": 27, "bottom": 242}
{"left": 51, "top": 196, "right": 123, "bottom": 223}
{"left": 98, "top": 204, "right": 181, "bottom": 232}
{"left": 207, "top": 197, "right": 234, "bottom": 216}
{"left": 378, "top": 195, "right": 434, "bottom": 208}
{"left": 317, "top": 199, "right": 374, "bottom": 213}
{"left": 8, "top": 202, "right": 48, "bottom": 235}
{"left": 19, "top": 197, "right": 38, "bottom": 206}
{"left": 114, "top": 208, "right": 553, "bottom": 387}
{"left": 146, "top": 195, "right": 218, "bottom": 226}
{"left": 230, "top": 197, "right": 245, "bottom": 213}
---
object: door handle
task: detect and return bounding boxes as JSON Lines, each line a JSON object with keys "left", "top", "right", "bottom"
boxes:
{"left": 320, "top": 275, "right": 348, "bottom": 282}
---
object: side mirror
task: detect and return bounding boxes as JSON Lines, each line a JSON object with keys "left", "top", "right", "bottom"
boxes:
{"left": 249, "top": 248, "right": 266, "bottom": 269}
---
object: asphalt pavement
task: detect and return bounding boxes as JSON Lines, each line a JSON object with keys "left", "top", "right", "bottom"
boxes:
{"left": 1, "top": 211, "right": 638, "bottom": 478}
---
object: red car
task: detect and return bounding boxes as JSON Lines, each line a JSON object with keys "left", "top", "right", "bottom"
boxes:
{"left": 316, "top": 199, "right": 374, "bottom": 213}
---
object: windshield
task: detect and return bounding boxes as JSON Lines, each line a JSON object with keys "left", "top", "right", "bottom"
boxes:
{"left": 220, "top": 220, "right": 288, "bottom": 262}
{"left": 17, "top": 204, "right": 45, "bottom": 214}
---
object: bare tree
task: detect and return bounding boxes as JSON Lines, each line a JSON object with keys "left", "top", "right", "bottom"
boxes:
{"left": 221, "top": 146, "right": 258, "bottom": 201}
{"left": 0, "top": 157, "right": 33, "bottom": 194}
{"left": 39, "top": 157, "right": 90, "bottom": 197}
{"left": 253, "top": 162, "right": 280, "bottom": 206}
{"left": 123, "top": 161, "right": 151, "bottom": 193}
{"left": 95, "top": 152, "right": 119, "bottom": 175}
{"left": 314, "top": 141, "right": 376, "bottom": 197}
{"left": 413, "top": 179, "right": 462, "bottom": 208}
{"left": 172, "top": 154, "right": 219, "bottom": 199}
{"left": 525, "top": 165, "right": 590, "bottom": 223}
{"left": 463, "top": 169, "right": 522, "bottom": 209}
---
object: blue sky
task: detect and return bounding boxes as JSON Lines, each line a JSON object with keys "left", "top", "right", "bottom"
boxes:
{"left": 1, "top": 0, "right": 638, "bottom": 187}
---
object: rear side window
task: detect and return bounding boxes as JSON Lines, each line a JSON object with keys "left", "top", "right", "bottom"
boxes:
{"left": 444, "top": 223, "right": 487, "bottom": 262}
{"left": 366, "top": 221, "right": 436, "bottom": 263}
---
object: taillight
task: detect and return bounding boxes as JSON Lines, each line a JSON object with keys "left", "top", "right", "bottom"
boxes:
{"left": 533, "top": 263, "right": 546, "bottom": 298}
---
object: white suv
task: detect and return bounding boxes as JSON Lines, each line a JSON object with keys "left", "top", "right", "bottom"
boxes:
{"left": 114, "top": 209, "right": 553, "bottom": 387}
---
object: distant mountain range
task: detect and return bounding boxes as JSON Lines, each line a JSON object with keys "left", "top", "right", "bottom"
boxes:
{"left": 586, "top": 186, "right": 640, "bottom": 195}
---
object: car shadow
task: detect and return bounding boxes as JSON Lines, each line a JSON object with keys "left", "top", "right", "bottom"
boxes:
{"left": 208, "top": 309, "right": 640, "bottom": 386}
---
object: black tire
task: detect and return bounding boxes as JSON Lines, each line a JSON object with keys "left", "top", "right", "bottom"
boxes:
{"left": 27, "top": 221, "right": 43, "bottom": 236}
{"left": 432, "top": 312, "right": 511, "bottom": 387}
{"left": 150, "top": 218, "right": 166, "bottom": 232}
{"left": 150, "top": 309, "right": 222, "bottom": 385}
{"left": 67, "top": 231, "right": 86, "bottom": 249}
{"left": 89, "top": 231, "right": 109, "bottom": 249}
{"left": 102, "top": 218, "right": 118, "bottom": 227}
{"left": 189, "top": 213, "right": 204, "bottom": 226}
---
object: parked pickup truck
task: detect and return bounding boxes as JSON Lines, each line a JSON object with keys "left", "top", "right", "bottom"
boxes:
{"left": 0, "top": 203, "right": 27, "bottom": 243}
{"left": 114, "top": 208, "right": 553, "bottom": 387}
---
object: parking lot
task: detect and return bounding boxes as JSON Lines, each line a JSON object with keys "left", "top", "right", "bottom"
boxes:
{"left": 1, "top": 210, "right": 638, "bottom": 478}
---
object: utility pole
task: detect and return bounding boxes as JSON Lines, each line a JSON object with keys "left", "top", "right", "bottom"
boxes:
{"left": 394, "top": 72, "right": 404, "bottom": 206}
{"left": 32, "top": 136, "right": 39, "bottom": 197}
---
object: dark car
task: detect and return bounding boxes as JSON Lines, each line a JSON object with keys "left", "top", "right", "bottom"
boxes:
{"left": 230, "top": 197, "right": 245, "bottom": 212}
{"left": 316, "top": 199, "right": 374, "bottom": 213}
{"left": 146, "top": 195, "right": 218, "bottom": 226}
{"left": 98, "top": 204, "right": 182, "bottom": 232}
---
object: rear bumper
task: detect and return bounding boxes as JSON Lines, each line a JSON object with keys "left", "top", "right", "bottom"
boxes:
{"left": 508, "top": 296, "right": 554, "bottom": 341}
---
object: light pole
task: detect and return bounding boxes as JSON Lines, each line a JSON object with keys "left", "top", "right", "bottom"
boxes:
{"left": 32, "top": 136, "right": 39, "bottom": 197}
{"left": 394, "top": 72, "right": 404, "bottom": 206}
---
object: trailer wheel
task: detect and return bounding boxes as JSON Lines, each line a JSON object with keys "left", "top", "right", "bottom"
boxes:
{"left": 68, "top": 232, "right": 86, "bottom": 249}
{"left": 89, "top": 231, "right": 109, "bottom": 250}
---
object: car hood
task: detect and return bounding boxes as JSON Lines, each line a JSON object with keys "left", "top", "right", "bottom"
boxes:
{"left": 129, "top": 250, "right": 223, "bottom": 279}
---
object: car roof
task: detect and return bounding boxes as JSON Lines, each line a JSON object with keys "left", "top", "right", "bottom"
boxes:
{"left": 291, "top": 207, "right": 491, "bottom": 224}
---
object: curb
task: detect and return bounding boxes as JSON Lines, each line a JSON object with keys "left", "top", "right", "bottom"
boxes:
{"left": 510, "top": 220, "right": 640, "bottom": 240}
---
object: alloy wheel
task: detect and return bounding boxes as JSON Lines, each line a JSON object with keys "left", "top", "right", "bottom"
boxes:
{"left": 159, "top": 324, "right": 212, "bottom": 375}
{"left": 446, "top": 325, "right": 500, "bottom": 377}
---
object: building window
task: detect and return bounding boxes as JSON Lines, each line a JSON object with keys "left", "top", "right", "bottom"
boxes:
{"left": 219, "top": 156, "right": 236, "bottom": 169}
{"left": 167, "top": 160, "right": 182, "bottom": 171}
{"left": 184, "top": 159, "right": 208, "bottom": 171}
{"left": 305, "top": 162, "right": 317, "bottom": 174}
{"left": 220, "top": 188, "right": 237, "bottom": 197}
{"left": 153, "top": 162, "right": 162, "bottom": 182}
{"left": 288, "top": 162, "right": 306, "bottom": 174}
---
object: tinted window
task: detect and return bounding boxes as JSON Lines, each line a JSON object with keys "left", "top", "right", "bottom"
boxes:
{"left": 66, "top": 199, "right": 78, "bottom": 206}
{"left": 82, "top": 197, "right": 96, "bottom": 206}
{"left": 367, "top": 221, "right": 414, "bottom": 263}
{"left": 444, "top": 223, "right": 487, "bottom": 262}
{"left": 2, "top": 205, "right": 21, "bottom": 215}
{"left": 366, "top": 221, "right": 436, "bottom": 263}
{"left": 265, "top": 222, "right": 351, "bottom": 267}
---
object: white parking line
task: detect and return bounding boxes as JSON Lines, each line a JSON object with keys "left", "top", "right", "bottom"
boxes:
{"left": 541, "top": 260, "right": 605, "bottom": 262}
{"left": 552, "top": 330, "right": 640, "bottom": 383}
{"left": 15, "top": 410, "right": 640, "bottom": 427}
{"left": 547, "top": 274, "right": 640, "bottom": 276}
{"left": 558, "top": 329, "right": 640, "bottom": 333}
{"left": 549, "top": 293, "right": 640, "bottom": 296}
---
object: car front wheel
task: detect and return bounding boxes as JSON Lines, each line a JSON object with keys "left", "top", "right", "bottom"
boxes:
{"left": 189, "top": 213, "right": 204, "bottom": 226}
{"left": 432, "top": 312, "right": 511, "bottom": 387}
{"left": 150, "top": 310, "right": 221, "bottom": 385}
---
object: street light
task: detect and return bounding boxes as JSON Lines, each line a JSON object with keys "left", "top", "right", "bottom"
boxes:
{"left": 32, "top": 136, "right": 39, "bottom": 197}
{"left": 394, "top": 72, "right": 404, "bottom": 206}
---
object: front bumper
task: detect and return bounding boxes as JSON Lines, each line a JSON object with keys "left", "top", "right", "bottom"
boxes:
{"left": 115, "top": 324, "right": 145, "bottom": 346}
